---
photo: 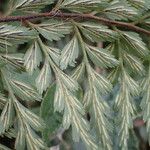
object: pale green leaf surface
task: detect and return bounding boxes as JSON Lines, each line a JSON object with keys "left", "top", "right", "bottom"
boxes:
{"left": 86, "top": 44, "right": 119, "bottom": 68}
{"left": 103, "top": 0, "right": 137, "bottom": 20}
{"left": 0, "top": 98, "right": 15, "bottom": 133}
{"left": 60, "top": 35, "right": 79, "bottom": 70}
{"left": 24, "top": 40, "right": 42, "bottom": 74}
{"left": 79, "top": 22, "right": 116, "bottom": 42}
{"left": 36, "top": 59, "right": 52, "bottom": 94}
{"left": 120, "top": 31, "right": 149, "bottom": 57}
{"left": 34, "top": 20, "right": 71, "bottom": 41}
{"left": 40, "top": 83, "right": 62, "bottom": 143}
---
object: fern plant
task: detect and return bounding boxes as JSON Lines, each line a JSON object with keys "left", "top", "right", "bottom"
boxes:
{"left": 0, "top": 0, "right": 150, "bottom": 150}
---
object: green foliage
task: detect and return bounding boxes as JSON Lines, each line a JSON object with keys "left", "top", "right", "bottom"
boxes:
{"left": 40, "top": 83, "right": 62, "bottom": 144}
{"left": 0, "top": 0, "right": 150, "bottom": 150}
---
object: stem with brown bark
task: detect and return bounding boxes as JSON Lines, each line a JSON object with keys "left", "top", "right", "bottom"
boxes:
{"left": 0, "top": 11, "right": 150, "bottom": 36}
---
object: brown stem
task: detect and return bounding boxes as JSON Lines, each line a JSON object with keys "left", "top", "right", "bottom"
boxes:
{"left": 0, "top": 11, "right": 150, "bottom": 35}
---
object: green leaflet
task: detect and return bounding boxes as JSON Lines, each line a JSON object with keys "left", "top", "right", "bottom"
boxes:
{"left": 15, "top": 119, "right": 26, "bottom": 150}
{"left": 119, "top": 31, "right": 149, "bottom": 57}
{"left": 145, "top": 0, "right": 150, "bottom": 9}
{"left": 15, "top": 118, "right": 46, "bottom": 150}
{"left": 123, "top": 52, "right": 145, "bottom": 75}
{"left": 141, "top": 66, "right": 150, "bottom": 144}
{"left": 0, "top": 53, "right": 24, "bottom": 70}
{"left": 44, "top": 45, "right": 60, "bottom": 66}
{"left": 40, "top": 83, "right": 62, "bottom": 144}
{"left": 61, "top": 0, "right": 104, "bottom": 13}
{"left": 115, "top": 69, "right": 139, "bottom": 149}
{"left": 24, "top": 40, "right": 42, "bottom": 74}
{"left": 115, "top": 86, "right": 136, "bottom": 149}
{"left": 14, "top": 99, "right": 45, "bottom": 131}
{"left": 107, "top": 39, "right": 142, "bottom": 150}
{"left": 86, "top": 65, "right": 112, "bottom": 95}
{"left": 14, "top": 0, "right": 52, "bottom": 8}
{"left": 0, "top": 68, "right": 45, "bottom": 149}
{"left": 0, "top": 93, "right": 7, "bottom": 109}
{"left": 0, "top": 39, "right": 12, "bottom": 52}
{"left": 54, "top": 72, "right": 97, "bottom": 150}
{"left": 1, "top": 53, "right": 23, "bottom": 64}
{"left": 103, "top": 0, "right": 137, "bottom": 20}
{"left": 78, "top": 22, "right": 117, "bottom": 42}
{"left": 85, "top": 44, "right": 119, "bottom": 68}
{"left": 57, "top": 69, "right": 79, "bottom": 92}
{"left": 107, "top": 66, "right": 120, "bottom": 84}
{"left": 4, "top": 128, "right": 16, "bottom": 139}
{"left": 0, "top": 144, "right": 11, "bottom": 150}
{"left": 54, "top": 81, "right": 65, "bottom": 113}
{"left": 33, "top": 20, "right": 71, "bottom": 41}
{"left": 128, "top": 0, "right": 146, "bottom": 9}
{"left": 0, "top": 24, "right": 36, "bottom": 45}
{"left": 25, "top": 124, "right": 46, "bottom": 150}
{"left": 62, "top": 0, "right": 101, "bottom": 6}
{"left": 0, "top": 98, "right": 15, "bottom": 134}
{"left": 83, "top": 64, "right": 113, "bottom": 150}
{"left": 8, "top": 0, "right": 54, "bottom": 14}
{"left": 36, "top": 59, "right": 52, "bottom": 94}
{"left": 122, "top": 69, "right": 140, "bottom": 96}
{"left": 60, "top": 35, "right": 79, "bottom": 70}
{"left": 71, "top": 62, "right": 85, "bottom": 83}
{"left": 31, "top": 38, "right": 61, "bottom": 94}
{"left": 90, "top": 87, "right": 113, "bottom": 150}
{"left": 54, "top": 71, "right": 79, "bottom": 113}
{"left": 107, "top": 39, "right": 145, "bottom": 82}
{"left": 3, "top": 69, "right": 42, "bottom": 101}
{"left": 14, "top": 99, "right": 46, "bottom": 149}
{"left": 75, "top": 27, "right": 113, "bottom": 149}
{"left": 10, "top": 79, "right": 42, "bottom": 101}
